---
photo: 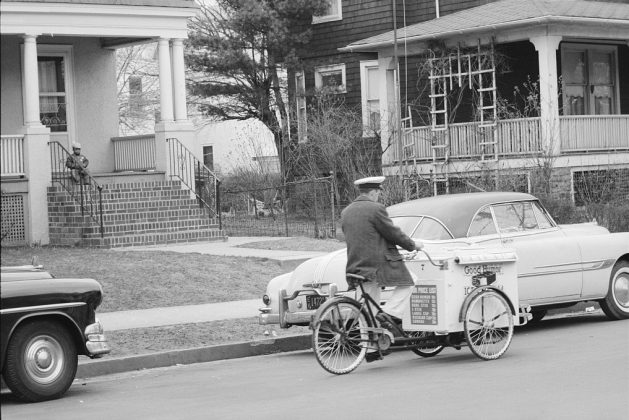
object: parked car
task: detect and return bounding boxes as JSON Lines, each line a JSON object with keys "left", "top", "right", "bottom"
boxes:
{"left": 1, "top": 260, "right": 111, "bottom": 402}
{"left": 259, "top": 192, "right": 629, "bottom": 329}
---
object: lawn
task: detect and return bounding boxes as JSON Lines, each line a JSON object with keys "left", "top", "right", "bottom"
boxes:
{"left": 0, "top": 236, "right": 345, "bottom": 313}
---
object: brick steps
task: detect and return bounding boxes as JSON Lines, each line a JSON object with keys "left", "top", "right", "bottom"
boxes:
{"left": 47, "top": 179, "right": 225, "bottom": 248}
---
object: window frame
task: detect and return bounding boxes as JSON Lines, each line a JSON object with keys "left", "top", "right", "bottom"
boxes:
{"left": 35, "top": 44, "right": 76, "bottom": 146}
{"left": 295, "top": 70, "right": 307, "bottom": 142}
{"left": 314, "top": 64, "right": 346, "bottom": 94}
{"left": 360, "top": 60, "right": 380, "bottom": 137}
{"left": 312, "top": 0, "right": 342, "bottom": 24}
{"left": 560, "top": 43, "right": 620, "bottom": 116}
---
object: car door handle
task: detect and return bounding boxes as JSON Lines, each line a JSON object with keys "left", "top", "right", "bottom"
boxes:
{"left": 501, "top": 238, "right": 513, "bottom": 244}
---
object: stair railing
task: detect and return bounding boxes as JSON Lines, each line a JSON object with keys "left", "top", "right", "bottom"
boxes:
{"left": 49, "top": 141, "right": 104, "bottom": 237}
{"left": 166, "top": 138, "right": 221, "bottom": 228}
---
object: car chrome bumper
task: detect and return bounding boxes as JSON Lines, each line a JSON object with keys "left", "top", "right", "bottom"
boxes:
{"left": 85, "top": 319, "right": 111, "bottom": 357}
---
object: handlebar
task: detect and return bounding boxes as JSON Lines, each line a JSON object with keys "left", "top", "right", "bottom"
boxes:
{"left": 404, "top": 249, "right": 445, "bottom": 268}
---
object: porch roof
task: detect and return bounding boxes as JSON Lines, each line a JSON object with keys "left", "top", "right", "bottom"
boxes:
{"left": 13, "top": 0, "right": 195, "bottom": 6}
{"left": 340, "top": 0, "right": 629, "bottom": 53}
{"left": 0, "top": 0, "right": 198, "bottom": 42}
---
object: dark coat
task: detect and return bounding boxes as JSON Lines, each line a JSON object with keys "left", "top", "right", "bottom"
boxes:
{"left": 341, "top": 196, "right": 416, "bottom": 287}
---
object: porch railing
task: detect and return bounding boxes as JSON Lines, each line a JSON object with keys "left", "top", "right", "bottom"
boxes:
{"left": 166, "top": 137, "right": 221, "bottom": 225}
{"left": 401, "top": 117, "right": 542, "bottom": 161}
{"left": 49, "top": 141, "right": 104, "bottom": 237}
{"left": 560, "top": 115, "right": 629, "bottom": 152}
{"left": 111, "top": 134, "right": 156, "bottom": 171}
{"left": 399, "top": 115, "right": 629, "bottom": 162}
{"left": 1, "top": 135, "right": 25, "bottom": 177}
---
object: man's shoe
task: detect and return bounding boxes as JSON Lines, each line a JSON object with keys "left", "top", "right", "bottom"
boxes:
{"left": 364, "top": 349, "right": 391, "bottom": 363}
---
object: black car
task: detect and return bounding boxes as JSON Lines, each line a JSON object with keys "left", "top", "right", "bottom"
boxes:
{"left": 1, "top": 260, "right": 111, "bottom": 402}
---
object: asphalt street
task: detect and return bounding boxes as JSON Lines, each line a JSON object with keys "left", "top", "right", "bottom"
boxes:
{"left": 3, "top": 314, "right": 627, "bottom": 420}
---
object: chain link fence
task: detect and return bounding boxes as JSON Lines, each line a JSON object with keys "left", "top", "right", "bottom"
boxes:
{"left": 220, "top": 177, "right": 337, "bottom": 238}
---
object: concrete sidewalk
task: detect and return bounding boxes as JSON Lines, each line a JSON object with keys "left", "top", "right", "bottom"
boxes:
{"left": 111, "top": 236, "right": 327, "bottom": 269}
{"left": 98, "top": 299, "right": 261, "bottom": 331}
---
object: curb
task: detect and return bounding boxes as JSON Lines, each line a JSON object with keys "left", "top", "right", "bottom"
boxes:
{"left": 77, "top": 335, "right": 312, "bottom": 378}
{"left": 77, "top": 308, "right": 603, "bottom": 378}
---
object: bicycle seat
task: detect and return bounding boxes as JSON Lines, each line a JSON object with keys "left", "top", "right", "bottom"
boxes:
{"left": 346, "top": 273, "right": 368, "bottom": 291}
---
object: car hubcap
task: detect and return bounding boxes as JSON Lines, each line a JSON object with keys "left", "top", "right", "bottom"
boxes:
{"left": 612, "top": 268, "right": 629, "bottom": 310}
{"left": 24, "top": 336, "right": 64, "bottom": 385}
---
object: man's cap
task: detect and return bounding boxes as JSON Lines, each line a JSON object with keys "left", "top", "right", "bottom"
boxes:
{"left": 72, "top": 142, "right": 82, "bottom": 149}
{"left": 354, "top": 176, "right": 385, "bottom": 190}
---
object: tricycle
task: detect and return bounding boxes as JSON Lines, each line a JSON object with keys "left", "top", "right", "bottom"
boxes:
{"left": 311, "top": 246, "right": 531, "bottom": 374}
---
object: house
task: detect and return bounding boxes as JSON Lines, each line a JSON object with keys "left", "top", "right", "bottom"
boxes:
{"left": 195, "top": 119, "right": 280, "bottom": 177}
{"left": 1, "top": 0, "right": 224, "bottom": 247}
{"left": 292, "top": 0, "right": 629, "bottom": 202}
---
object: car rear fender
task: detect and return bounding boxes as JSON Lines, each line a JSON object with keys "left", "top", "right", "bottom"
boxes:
{"left": 1, "top": 311, "right": 87, "bottom": 371}
{"left": 458, "top": 286, "right": 516, "bottom": 323}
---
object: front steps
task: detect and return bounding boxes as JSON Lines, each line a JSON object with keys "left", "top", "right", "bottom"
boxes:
{"left": 48, "top": 180, "right": 226, "bottom": 248}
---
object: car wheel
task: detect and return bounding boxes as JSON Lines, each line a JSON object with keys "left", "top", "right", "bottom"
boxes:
{"left": 3, "top": 320, "right": 78, "bottom": 402}
{"left": 600, "top": 261, "right": 629, "bottom": 320}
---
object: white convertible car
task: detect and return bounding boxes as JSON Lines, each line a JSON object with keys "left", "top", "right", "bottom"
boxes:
{"left": 258, "top": 192, "right": 629, "bottom": 327}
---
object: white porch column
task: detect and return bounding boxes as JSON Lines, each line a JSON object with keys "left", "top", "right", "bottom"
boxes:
{"left": 171, "top": 38, "right": 188, "bottom": 122}
{"left": 21, "top": 34, "right": 52, "bottom": 245}
{"left": 378, "top": 56, "right": 399, "bottom": 165}
{"left": 22, "top": 34, "right": 42, "bottom": 126}
{"left": 530, "top": 36, "right": 562, "bottom": 156}
{"left": 158, "top": 38, "right": 174, "bottom": 122}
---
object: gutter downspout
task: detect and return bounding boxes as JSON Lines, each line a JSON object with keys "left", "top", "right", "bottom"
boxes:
{"left": 392, "top": 0, "right": 403, "bottom": 176}
{"left": 435, "top": 0, "right": 440, "bottom": 18}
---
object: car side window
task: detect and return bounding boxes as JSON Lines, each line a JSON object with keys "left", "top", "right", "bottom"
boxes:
{"left": 532, "top": 201, "right": 554, "bottom": 229}
{"left": 413, "top": 217, "right": 453, "bottom": 240}
{"left": 492, "top": 202, "right": 538, "bottom": 233}
{"left": 468, "top": 206, "right": 497, "bottom": 237}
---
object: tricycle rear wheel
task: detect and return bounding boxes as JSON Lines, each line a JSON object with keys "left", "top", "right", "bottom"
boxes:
{"left": 464, "top": 290, "right": 513, "bottom": 360}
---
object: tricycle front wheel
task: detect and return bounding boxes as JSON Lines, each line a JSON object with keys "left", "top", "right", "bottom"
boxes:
{"left": 312, "top": 299, "right": 369, "bottom": 375}
{"left": 464, "top": 290, "right": 513, "bottom": 360}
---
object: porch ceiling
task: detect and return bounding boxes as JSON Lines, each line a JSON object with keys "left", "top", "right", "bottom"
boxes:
{"left": 340, "top": 0, "right": 629, "bottom": 54}
{"left": 0, "top": 1, "right": 198, "bottom": 41}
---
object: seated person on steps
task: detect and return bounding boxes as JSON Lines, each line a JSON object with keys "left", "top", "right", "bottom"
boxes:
{"left": 341, "top": 176, "right": 424, "bottom": 362}
{"left": 66, "top": 142, "right": 91, "bottom": 185}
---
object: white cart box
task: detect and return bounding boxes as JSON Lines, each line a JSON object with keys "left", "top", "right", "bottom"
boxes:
{"left": 401, "top": 246, "right": 520, "bottom": 333}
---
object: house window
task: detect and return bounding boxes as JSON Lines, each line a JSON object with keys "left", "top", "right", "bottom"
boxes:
{"left": 314, "top": 64, "right": 346, "bottom": 94}
{"left": 129, "top": 75, "right": 143, "bottom": 115}
{"left": 561, "top": 44, "right": 619, "bottom": 115}
{"left": 38, "top": 56, "right": 67, "bottom": 132}
{"left": 360, "top": 61, "right": 380, "bottom": 135}
{"left": 295, "top": 71, "right": 307, "bottom": 142}
{"left": 313, "top": 0, "right": 342, "bottom": 24}
{"left": 203, "top": 145, "right": 214, "bottom": 171}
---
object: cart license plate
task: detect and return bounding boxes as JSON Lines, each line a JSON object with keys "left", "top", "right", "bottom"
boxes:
{"left": 306, "top": 295, "right": 327, "bottom": 310}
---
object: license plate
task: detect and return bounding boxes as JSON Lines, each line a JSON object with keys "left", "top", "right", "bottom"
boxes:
{"left": 306, "top": 295, "right": 327, "bottom": 310}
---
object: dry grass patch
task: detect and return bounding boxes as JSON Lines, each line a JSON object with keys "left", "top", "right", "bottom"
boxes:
{"left": 1, "top": 247, "right": 289, "bottom": 312}
{"left": 106, "top": 318, "right": 310, "bottom": 358}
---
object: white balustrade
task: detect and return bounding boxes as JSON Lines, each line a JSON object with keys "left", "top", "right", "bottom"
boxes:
{"left": 111, "top": 134, "right": 156, "bottom": 172}
{"left": 0, "top": 135, "right": 25, "bottom": 177}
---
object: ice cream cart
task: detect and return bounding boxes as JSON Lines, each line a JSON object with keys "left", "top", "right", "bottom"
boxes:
{"left": 311, "top": 245, "right": 530, "bottom": 374}
{"left": 399, "top": 246, "right": 526, "bottom": 360}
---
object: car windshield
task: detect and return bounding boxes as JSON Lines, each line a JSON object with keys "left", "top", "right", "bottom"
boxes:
{"left": 391, "top": 216, "right": 453, "bottom": 240}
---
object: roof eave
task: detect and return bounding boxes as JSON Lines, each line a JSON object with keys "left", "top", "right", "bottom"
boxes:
{"left": 339, "top": 16, "right": 629, "bottom": 53}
